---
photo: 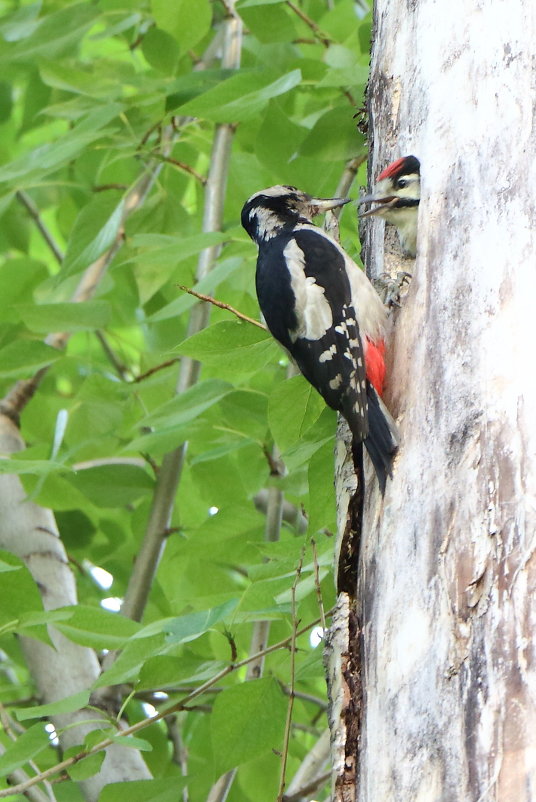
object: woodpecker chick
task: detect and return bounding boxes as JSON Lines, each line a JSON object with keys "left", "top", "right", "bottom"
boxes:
{"left": 359, "top": 155, "right": 420, "bottom": 257}
{"left": 241, "top": 185, "right": 398, "bottom": 491}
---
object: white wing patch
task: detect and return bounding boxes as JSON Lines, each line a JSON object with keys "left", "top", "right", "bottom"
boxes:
{"left": 283, "top": 238, "right": 332, "bottom": 342}
{"left": 295, "top": 223, "right": 386, "bottom": 342}
{"left": 319, "top": 344, "right": 337, "bottom": 363}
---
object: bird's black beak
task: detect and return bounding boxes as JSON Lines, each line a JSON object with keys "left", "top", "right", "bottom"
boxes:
{"left": 309, "top": 196, "right": 351, "bottom": 216}
{"left": 358, "top": 194, "right": 399, "bottom": 217}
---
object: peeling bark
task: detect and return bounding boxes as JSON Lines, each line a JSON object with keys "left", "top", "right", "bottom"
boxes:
{"left": 342, "top": 1, "right": 536, "bottom": 800}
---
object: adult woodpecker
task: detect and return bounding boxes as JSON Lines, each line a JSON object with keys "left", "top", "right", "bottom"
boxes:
{"left": 359, "top": 155, "right": 420, "bottom": 257}
{"left": 241, "top": 185, "right": 398, "bottom": 492}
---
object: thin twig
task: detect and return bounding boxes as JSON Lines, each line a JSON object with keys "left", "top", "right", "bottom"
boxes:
{"left": 16, "top": 190, "right": 64, "bottom": 266}
{"left": 151, "top": 153, "right": 207, "bottom": 185}
{"left": 286, "top": 1, "right": 332, "bottom": 46}
{"left": 93, "top": 183, "right": 128, "bottom": 192}
{"left": 0, "top": 613, "right": 330, "bottom": 799}
{"left": 277, "top": 550, "right": 305, "bottom": 802}
{"left": 177, "top": 285, "right": 267, "bottom": 330}
{"left": 133, "top": 358, "right": 180, "bottom": 383}
{"left": 95, "top": 331, "right": 130, "bottom": 380}
{"left": 282, "top": 770, "right": 331, "bottom": 801}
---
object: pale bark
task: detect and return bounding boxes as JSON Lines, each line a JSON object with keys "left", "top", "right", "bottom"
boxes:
{"left": 343, "top": 1, "right": 536, "bottom": 800}
{"left": 0, "top": 418, "right": 151, "bottom": 801}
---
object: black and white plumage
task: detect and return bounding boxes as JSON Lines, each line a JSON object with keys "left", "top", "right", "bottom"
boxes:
{"left": 241, "top": 185, "right": 398, "bottom": 491}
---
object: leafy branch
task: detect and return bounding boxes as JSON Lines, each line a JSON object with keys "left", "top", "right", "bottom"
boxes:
{"left": 0, "top": 614, "right": 329, "bottom": 799}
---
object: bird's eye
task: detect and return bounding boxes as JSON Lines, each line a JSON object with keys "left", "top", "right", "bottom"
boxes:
{"left": 396, "top": 178, "right": 408, "bottom": 188}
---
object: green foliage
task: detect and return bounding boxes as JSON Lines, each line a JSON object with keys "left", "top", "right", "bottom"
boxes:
{"left": 0, "top": 1, "right": 371, "bottom": 799}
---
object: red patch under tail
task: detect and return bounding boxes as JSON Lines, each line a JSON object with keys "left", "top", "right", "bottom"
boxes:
{"left": 365, "top": 337, "right": 386, "bottom": 396}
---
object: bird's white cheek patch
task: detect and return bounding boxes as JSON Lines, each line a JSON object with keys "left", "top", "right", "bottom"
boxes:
{"left": 284, "top": 239, "right": 332, "bottom": 341}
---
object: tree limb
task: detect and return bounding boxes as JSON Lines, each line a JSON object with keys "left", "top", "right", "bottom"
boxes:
{"left": 116, "top": 4, "right": 243, "bottom": 626}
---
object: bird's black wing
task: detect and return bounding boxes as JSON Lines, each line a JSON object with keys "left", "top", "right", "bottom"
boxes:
{"left": 256, "top": 228, "right": 369, "bottom": 442}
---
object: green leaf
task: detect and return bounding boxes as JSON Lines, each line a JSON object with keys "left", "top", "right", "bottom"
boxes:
{"left": 54, "top": 605, "right": 142, "bottom": 649}
{"left": 211, "top": 678, "right": 287, "bottom": 775}
{"left": 67, "top": 750, "right": 105, "bottom": 781}
{"left": 62, "top": 195, "right": 126, "bottom": 278}
{"left": 130, "top": 231, "right": 226, "bottom": 265}
{"left": 17, "top": 301, "right": 111, "bottom": 334}
{"left": 0, "top": 551, "right": 49, "bottom": 643}
{"left": 163, "top": 600, "right": 237, "bottom": 644}
{"left": 176, "top": 321, "right": 275, "bottom": 373}
{"left": 299, "top": 106, "right": 365, "bottom": 161}
{"left": 151, "top": 0, "right": 212, "bottom": 53}
{"left": 238, "top": 4, "right": 296, "bottom": 42}
{"left": 140, "top": 379, "right": 232, "bottom": 429}
{"left": 268, "top": 375, "right": 326, "bottom": 452}
{"left": 0, "top": 558, "right": 21, "bottom": 573}
{"left": 0, "top": 340, "right": 61, "bottom": 378}
{"left": 130, "top": 600, "right": 238, "bottom": 644}
{"left": 137, "top": 654, "right": 224, "bottom": 691}
{"left": 141, "top": 27, "right": 180, "bottom": 74}
{"left": 0, "top": 81, "right": 13, "bottom": 123}
{"left": 15, "top": 691, "right": 91, "bottom": 722}
{"left": 149, "top": 255, "right": 242, "bottom": 322}
{"left": 94, "top": 633, "right": 168, "bottom": 688}
{"left": 307, "top": 438, "right": 336, "bottom": 535}
{"left": 109, "top": 734, "right": 153, "bottom": 752}
{"left": 176, "top": 69, "right": 302, "bottom": 122}
{"left": 64, "top": 464, "right": 154, "bottom": 509}
{"left": 0, "top": 458, "right": 67, "bottom": 476}
{"left": 0, "top": 723, "right": 50, "bottom": 775}
{"left": 100, "top": 779, "right": 188, "bottom": 802}
{"left": 0, "top": 106, "right": 121, "bottom": 185}
{"left": 0, "top": 4, "right": 97, "bottom": 64}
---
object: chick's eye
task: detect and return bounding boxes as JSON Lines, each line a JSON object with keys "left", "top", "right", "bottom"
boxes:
{"left": 396, "top": 178, "right": 408, "bottom": 189}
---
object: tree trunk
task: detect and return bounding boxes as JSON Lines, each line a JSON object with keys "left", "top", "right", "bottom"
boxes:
{"left": 0, "top": 417, "right": 152, "bottom": 800}
{"left": 335, "top": 1, "right": 536, "bottom": 799}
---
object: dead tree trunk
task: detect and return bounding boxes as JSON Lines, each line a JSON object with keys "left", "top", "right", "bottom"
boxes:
{"left": 334, "top": 1, "right": 536, "bottom": 800}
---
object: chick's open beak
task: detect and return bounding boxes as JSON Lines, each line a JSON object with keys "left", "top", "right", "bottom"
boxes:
{"left": 358, "top": 194, "right": 399, "bottom": 217}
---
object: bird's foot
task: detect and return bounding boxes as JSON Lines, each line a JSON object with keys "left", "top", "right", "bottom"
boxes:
{"left": 373, "top": 271, "right": 411, "bottom": 308}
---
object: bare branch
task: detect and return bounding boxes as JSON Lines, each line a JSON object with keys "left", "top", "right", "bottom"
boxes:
{"left": 16, "top": 190, "right": 64, "bottom": 266}
{"left": 177, "top": 285, "right": 266, "bottom": 330}
{"left": 133, "top": 358, "right": 180, "bottom": 383}
{"left": 151, "top": 153, "right": 207, "bottom": 185}
{"left": 95, "top": 331, "right": 130, "bottom": 380}
{"left": 116, "top": 6, "right": 244, "bottom": 627}
{"left": 285, "top": 1, "right": 332, "bottom": 46}
{"left": 282, "top": 769, "right": 331, "bottom": 802}
{"left": 277, "top": 550, "right": 304, "bottom": 801}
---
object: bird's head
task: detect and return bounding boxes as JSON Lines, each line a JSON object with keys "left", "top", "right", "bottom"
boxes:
{"left": 241, "top": 185, "right": 350, "bottom": 244}
{"left": 359, "top": 155, "right": 420, "bottom": 257}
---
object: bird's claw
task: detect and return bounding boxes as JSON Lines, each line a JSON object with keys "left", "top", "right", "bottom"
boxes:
{"left": 373, "top": 271, "right": 412, "bottom": 308}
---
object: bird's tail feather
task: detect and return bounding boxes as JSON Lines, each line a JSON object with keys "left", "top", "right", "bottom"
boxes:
{"left": 363, "top": 383, "right": 399, "bottom": 493}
